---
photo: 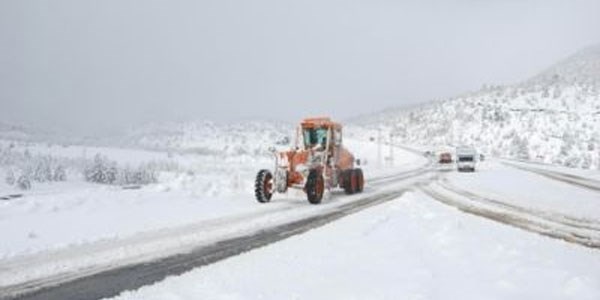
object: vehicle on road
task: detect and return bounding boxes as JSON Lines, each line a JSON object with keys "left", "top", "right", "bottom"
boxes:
{"left": 456, "top": 146, "right": 477, "bottom": 172}
{"left": 438, "top": 152, "right": 453, "bottom": 164}
{"left": 255, "top": 117, "right": 364, "bottom": 204}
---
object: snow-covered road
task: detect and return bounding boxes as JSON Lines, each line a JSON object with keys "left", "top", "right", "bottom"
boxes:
{"left": 109, "top": 190, "right": 600, "bottom": 300}
{"left": 105, "top": 158, "right": 600, "bottom": 300}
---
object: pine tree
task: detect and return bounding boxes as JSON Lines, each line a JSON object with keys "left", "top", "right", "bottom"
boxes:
{"left": 106, "top": 163, "right": 117, "bottom": 184}
{"left": 553, "top": 87, "right": 562, "bottom": 99}
{"left": 53, "top": 165, "right": 67, "bottom": 181}
{"left": 517, "top": 137, "right": 530, "bottom": 160}
{"left": 17, "top": 175, "right": 31, "bottom": 190}
{"left": 542, "top": 87, "right": 550, "bottom": 98}
{"left": 5, "top": 169, "right": 15, "bottom": 186}
{"left": 85, "top": 154, "right": 108, "bottom": 184}
{"left": 33, "top": 159, "right": 52, "bottom": 182}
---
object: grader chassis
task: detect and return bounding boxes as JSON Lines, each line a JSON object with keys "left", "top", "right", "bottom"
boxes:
{"left": 255, "top": 117, "right": 364, "bottom": 204}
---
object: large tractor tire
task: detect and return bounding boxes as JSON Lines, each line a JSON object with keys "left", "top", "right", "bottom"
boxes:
{"left": 340, "top": 170, "right": 352, "bottom": 195}
{"left": 342, "top": 169, "right": 354, "bottom": 195}
{"left": 305, "top": 169, "right": 325, "bottom": 204}
{"left": 255, "top": 169, "right": 273, "bottom": 203}
{"left": 354, "top": 168, "right": 364, "bottom": 193}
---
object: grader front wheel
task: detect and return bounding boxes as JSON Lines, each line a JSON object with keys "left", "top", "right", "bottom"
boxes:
{"left": 305, "top": 169, "right": 325, "bottom": 204}
{"left": 255, "top": 169, "right": 274, "bottom": 203}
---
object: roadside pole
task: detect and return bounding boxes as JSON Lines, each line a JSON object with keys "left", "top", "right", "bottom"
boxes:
{"left": 377, "top": 128, "right": 382, "bottom": 168}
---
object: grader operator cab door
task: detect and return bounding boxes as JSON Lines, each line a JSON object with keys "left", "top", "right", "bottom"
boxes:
{"left": 333, "top": 128, "right": 342, "bottom": 146}
{"left": 332, "top": 128, "right": 342, "bottom": 165}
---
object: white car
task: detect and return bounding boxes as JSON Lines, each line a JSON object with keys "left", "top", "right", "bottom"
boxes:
{"left": 456, "top": 146, "right": 477, "bottom": 172}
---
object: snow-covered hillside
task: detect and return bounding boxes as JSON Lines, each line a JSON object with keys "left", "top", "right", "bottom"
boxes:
{"left": 0, "top": 122, "right": 38, "bottom": 142}
{"left": 352, "top": 45, "right": 600, "bottom": 170}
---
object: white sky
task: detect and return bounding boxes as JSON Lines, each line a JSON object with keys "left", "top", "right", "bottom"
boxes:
{"left": 1, "top": 0, "right": 599, "bottom": 134}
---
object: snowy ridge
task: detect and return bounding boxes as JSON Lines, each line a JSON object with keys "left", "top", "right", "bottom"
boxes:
{"left": 0, "top": 122, "right": 35, "bottom": 142}
{"left": 116, "top": 120, "right": 293, "bottom": 156}
{"left": 352, "top": 45, "right": 600, "bottom": 169}
{"left": 528, "top": 44, "right": 600, "bottom": 87}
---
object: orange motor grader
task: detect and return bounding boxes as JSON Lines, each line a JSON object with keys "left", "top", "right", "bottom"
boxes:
{"left": 255, "top": 117, "right": 364, "bottom": 204}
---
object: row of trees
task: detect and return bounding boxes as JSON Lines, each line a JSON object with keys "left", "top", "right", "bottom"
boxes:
{"left": 83, "top": 154, "right": 158, "bottom": 185}
{"left": 1, "top": 146, "right": 167, "bottom": 190}
{"left": 2, "top": 149, "right": 68, "bottom": 190}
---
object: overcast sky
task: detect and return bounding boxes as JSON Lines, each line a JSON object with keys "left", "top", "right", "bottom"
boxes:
{"left": 1, "top": 0, "right": 599, "bottom": 134}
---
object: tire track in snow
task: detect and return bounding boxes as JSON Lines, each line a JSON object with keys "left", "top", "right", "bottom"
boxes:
{"left": 420, "top": 182, "right": 600, "bottom": 250}
{"left": 437, "top": 179, "right": 600, "bottom": 231}
{"left": 368, "top": 165, "right": 434, "bottom": 187}
{"left": 502, "top": 161, "right": 600, "bottom": 193}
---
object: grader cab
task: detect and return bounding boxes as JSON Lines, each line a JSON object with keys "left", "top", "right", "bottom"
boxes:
{"left": 255, "top": 117, "right": 364, "bottom": 204}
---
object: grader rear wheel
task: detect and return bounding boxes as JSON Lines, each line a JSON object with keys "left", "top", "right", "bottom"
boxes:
{"left": 342, "top": 170, "right": 354, "bottom": 195}
{"left": 342, "top": 169, "right": 364, "bottom": 195}
{"left": 354, "top": 168, "right": 364, "bottom": 193}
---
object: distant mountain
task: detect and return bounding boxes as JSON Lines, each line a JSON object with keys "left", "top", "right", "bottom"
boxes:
{"left": 0, "top": 122, "right": 45, "bottom": 142}
{"left": 352, "top": 44, "right": 600, "bottom": 169}
{"left": 0, "top": 121, "right": 90, "bottom": 146}
{"left": 528, "top": 44, "right": 600, "bottom": 87}
{"left": 117, "top": 120, "right": 294, "bottom": 157}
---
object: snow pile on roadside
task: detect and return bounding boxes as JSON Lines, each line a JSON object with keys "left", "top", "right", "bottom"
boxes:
{"left": 351, "top": 44, "right": 600, "bottom": 170}
{"left": 108, "top": 191, "right": 600, "bottom": 300}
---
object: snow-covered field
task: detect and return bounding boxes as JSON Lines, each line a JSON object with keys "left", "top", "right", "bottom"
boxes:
{"left": 109, "top": 188, "right": 600, "bottom": 300}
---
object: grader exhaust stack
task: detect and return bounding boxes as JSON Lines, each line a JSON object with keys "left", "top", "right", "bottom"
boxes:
{"left": 255, "top": 117, "right": 364, "bottom": 204}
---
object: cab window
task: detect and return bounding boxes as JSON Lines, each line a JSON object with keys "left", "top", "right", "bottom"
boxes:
{"left": 303, "top": 128, "right": 328, "bottom": 149}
